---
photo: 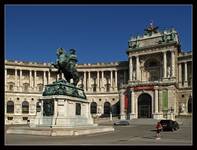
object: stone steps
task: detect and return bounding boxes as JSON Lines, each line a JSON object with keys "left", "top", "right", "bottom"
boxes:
{"left": 6, "top": 126, "right": 114, "bottom": 136}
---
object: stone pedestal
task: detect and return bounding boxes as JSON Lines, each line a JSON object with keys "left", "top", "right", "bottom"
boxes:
{"left": 30, "top": 95, "right": 95, "bottom": 128}
{"left": 7, "top": 79, "right": 114, "bottom": 136}
{"left": 167, "top": 112, "right": 175, "bottom": 120}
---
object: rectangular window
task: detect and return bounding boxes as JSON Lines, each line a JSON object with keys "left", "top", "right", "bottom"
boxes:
{"left": 7, "top": 117, "right": 13, "bottom": 120}
{"left": 23, "top": 117, "right": 28, "bottom": 120}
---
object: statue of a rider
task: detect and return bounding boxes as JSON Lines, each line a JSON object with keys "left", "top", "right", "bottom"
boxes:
{"left": 50, "top": 48, "right": 79, "bottom": 86}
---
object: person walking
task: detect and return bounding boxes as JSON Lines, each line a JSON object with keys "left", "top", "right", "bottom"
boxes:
{"left": 156, "top": 121, "right": 162, "bottom": 139}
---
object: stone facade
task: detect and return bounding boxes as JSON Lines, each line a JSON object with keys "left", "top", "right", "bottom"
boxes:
{"left": 5, "top": 25, "right": 192, "bottom": 124}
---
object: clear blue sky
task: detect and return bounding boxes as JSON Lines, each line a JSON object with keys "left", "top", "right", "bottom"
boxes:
{"left": 5, "top": 5, "right": 192, "bottom": 64}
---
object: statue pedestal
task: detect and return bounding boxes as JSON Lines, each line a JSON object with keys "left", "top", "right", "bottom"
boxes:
{"left": 31, "top": 95, "right": 95, "bottom": 128}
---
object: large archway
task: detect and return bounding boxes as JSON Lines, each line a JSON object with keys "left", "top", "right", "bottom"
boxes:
{"left": 138, "top": 93, "right": 152, "bottom": 118}
{"left": 144, "top": 58, "right": 161, "bottom": 81}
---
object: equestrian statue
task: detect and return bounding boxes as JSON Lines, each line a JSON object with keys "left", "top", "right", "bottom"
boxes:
{"left": 50, "top": 48, "right": 79, "bottom": 86}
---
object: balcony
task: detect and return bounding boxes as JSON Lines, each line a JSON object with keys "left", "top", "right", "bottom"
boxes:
{"left": 127, "top": 79, "right": 176, "bottom": 87}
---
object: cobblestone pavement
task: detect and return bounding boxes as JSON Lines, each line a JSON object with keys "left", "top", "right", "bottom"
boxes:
{"left": 5, "top": 117, "right": 192, "bottom": 145}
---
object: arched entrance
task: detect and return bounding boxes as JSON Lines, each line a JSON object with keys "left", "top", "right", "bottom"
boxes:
{"left": 138, "top": 93, "right": 152, "bottom": 118}
{"left": 104, "top": 102, "right": 111, "bottom": 115}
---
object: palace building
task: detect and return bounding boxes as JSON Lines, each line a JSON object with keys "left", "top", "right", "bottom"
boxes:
{"left": 5, "top": 24, "right": 192, "bottom": 124}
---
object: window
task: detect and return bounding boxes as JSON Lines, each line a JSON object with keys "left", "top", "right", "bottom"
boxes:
{"left": 104, "top": 102, "right": 111, "bottom": 115}
{"left": 23, "top": 83, "right": 29, "bottom": 92}
{"left": 99, "top": 99, "right": 101, "bottom": 101}
{"left": 106, "top": 83, "right": 110, "bottom": 92}
{"left": 9, "top": 84, "right": 14, "bottom": 91}
{"left": 22, "top": 101, "right": 29, "bottom": 114}
{"left": 7, "top": 117, "right": 13, "bottom": 120}
{"left": 76, "top": 103, "right": 81, "bottom": 115}
{"left": 90, "top": 102, "right": 97, "bottom": 114}
{"left": 38, "top": 84, "right": 44, "bottom": 92}
{"left": 182, "top": 94, "right": 184, "bottom": 98}
{"left": 23, "top": 117, "right": 28, "bottom": 120}
{"left": 93, "top": 84, "right": 97, "bottom": 92}
{"left": 8, "top": 82, "right": 15, "bottom": 91}
{"left": 7, "top": 101, "right": 14, "bottom": 113}
{"left": 149, "top": 61, "right": 158, "bottom": 67}
{"left": 36, "top": 102, "right": 41, "bottom": 112}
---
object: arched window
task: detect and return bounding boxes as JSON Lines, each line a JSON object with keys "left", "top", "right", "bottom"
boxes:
{"left": 104, "top": 102, "right": 111, "bottom": 115}
{"left": 7, "top": 101, "right": 14, "bottom": 113}
{"left": 90, "top": 102, "right": 97, "bottom": 114}
{"left": 22, "top": 101, "right": 29, "bottom": 114}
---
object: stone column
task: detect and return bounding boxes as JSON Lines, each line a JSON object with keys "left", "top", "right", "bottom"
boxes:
{"left": 15, "top": 69, "right": 17, "bottom": 89}
{"left": 88, "top": 71, "right": 91, "bottom": 91}
{"left": 84, "top": 71, "right": 87, "bottom": 91}
{"left": 48, "top": 71, "right": 51, "bottom": 84}
{"left": 184, "top": 62, "right": 188, "bottom": 87}
{"left": 129, "top": 57, "right": 133, "bottom": 81}
{"left": 163, "top": 51, "right": 167, "bottom": 78}
{"left": 131, "top": 90, "right": 135, "bottom": 114}
{"left": 120, "top": 89, "right": 126, "bottom": 120}
{"left": 155, "top": 89, "right": 159, "bottom": 113}
{"left": 34, "top": 70, "right": 37, "bottom": 88}
{"left": 19, "top": 69, "right": 22, "bottom": 87}
{"left": 101, "top": 71, "right": 104, "bottom": 92}
{"left": 19, "top": 69, "right": 22, "bottom": 92}
{"left": 171, "top": 51, "right": 175, "bottom": 77}
{"left": 43, "top": 71, "right": 46, "bottom": 85}
{"left": 129, "top": 90, "right": 136, "bottom": 119}
{"left": 29, "top": 70, "right": 32, "bottom": 87}
{"left": 178, "top": 63, "right": 182, "bottom": 87}
{"left": 97, "top": 71, "right": 100, "bottom": 92}
{"left": 110, "top": 70, "right": 113, "bottom": 91}
{"left": 136, "top": 56, "right": 140, "bottom": 81}
{"left": 115, "top": 70, "right": 117, "bottom": 90}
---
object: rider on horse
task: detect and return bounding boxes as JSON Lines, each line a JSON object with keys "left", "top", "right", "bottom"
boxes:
{"left": 50, "top": 48, "right": 79, "bottom": 86}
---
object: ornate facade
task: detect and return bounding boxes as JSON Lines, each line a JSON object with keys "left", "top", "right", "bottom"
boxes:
{"left": 5, "top": 25, "right": 192, "bottom": 124}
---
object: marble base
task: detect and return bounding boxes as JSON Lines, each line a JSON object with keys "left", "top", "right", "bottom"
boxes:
{"left": 6, "top": 126, "right": 114, "bottom": 136}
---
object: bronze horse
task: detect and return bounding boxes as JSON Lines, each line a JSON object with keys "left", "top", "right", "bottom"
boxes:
{"left": 50, "top": 48, "right": 79, "bottom": 86}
